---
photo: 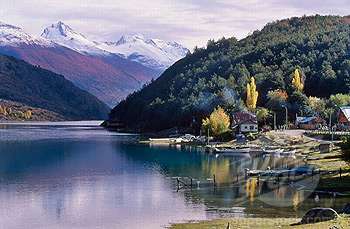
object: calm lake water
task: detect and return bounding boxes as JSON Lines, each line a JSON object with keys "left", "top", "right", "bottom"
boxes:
{"left": 0, "top": 122, "right": 349, "bottom": 229}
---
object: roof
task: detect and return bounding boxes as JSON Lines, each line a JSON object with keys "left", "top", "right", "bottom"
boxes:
{"left": 340, "top": 106, "right": 350, "bottom": 122}
{"left": 296, "top": 116, "right": 316, "bottom": 124}
{"left": 296, "top": 116, "right": 325, "bottom": 124}
{"left": 232, "top": 111, "right": 257, "bottom": 125}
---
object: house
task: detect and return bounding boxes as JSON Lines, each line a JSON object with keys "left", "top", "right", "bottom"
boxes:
{"left": 338, "top": 106, "right": 350, "bottom": 126}
{"left": 232, "top": 112, "right": 258, "bottom": 133}
{"left": 295, "top": 116, "right": 325, "bottom": 130}
{"left": 337, "top": 106, "right": 350, "bottom": 130}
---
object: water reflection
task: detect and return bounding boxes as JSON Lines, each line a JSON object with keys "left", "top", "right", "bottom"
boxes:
{"left": 0, "top": 124, "right": 349, "bottom": 229}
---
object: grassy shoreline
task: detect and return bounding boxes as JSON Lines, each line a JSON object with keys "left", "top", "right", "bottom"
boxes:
{"left": 170, "top": 216, "right": 350, "bottom": 229}
{"left": 165, "top": 130, "right": 350, "bottom": 228}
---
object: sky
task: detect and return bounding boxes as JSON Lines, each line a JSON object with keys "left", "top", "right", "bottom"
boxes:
{"left": 0, "top": 0, "right": 349, "bottom": 49}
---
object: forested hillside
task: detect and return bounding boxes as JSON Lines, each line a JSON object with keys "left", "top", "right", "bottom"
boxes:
{"left": 0, "top": 55, "right": 110, "bottom": 120}
{"left": 0, "top": 99, "right": 64, "bottom": 121}
{"left": 108, "top": 15, "right": 350, "bottom": 131}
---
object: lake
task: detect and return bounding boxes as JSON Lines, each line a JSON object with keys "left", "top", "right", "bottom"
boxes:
{"left": 0, "top": 122, "right": 348, "bottom": 228}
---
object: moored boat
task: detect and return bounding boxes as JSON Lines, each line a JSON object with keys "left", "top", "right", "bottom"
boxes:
{"left": 213, "top": 147, "right": 251, "bottom": 155}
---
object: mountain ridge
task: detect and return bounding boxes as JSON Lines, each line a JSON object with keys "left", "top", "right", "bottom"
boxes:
{"left": 0, "top": 54, "right": 110, "bottom": 120}
{"left": 41, "top": 21, "right": 189, "bottom": 70}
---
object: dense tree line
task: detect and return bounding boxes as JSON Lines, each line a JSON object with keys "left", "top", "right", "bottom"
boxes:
{"left": 109, "top": 15, "right": 350, "bottom": 132}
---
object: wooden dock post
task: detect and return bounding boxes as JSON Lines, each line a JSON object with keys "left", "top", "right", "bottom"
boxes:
{"left": 213, "top": 174, "right": 216, "bottom": 187}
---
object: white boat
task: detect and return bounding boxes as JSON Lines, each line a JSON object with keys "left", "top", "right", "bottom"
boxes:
{"left": 264, "top": 148, "right": 283, "bottom": 156}
{"left": 280, "top": 149, "right": 296, "bottom": 157}
{"left": 263, "top": 149, "right": 296, "bottom": 158}
{"left": 149, "top": 137, "right": 184, "bottom": 143}
{"left": 213, "top": 147, "right": 251, "bottom": 154}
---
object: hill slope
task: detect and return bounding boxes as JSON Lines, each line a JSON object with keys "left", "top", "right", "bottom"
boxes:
{"left": 0, "top": 99, "right": 64, "bottom": 121}
{"left": 0, "top": 54, "right": 109, "bottom": 120}
{"left": 108, "top": 15, "right": 350, "bottom": 131}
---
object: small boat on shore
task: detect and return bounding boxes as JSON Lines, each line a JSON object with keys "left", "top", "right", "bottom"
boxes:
{"left": 280, "top": 149, "right": 296, "bottom": 157}
{"left": 264, "top": 148, "right": 283, "bottom": 154}
{"left": 149, "top": 137, "right": 183, "bottom": 143}
{"left": 213, "top": 147, "right": 251, "bottom": 156}
{"left": 263, "top": 148, "right": 296, "bottom": 158}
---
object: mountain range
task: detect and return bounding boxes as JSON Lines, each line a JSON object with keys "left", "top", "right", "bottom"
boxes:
{"left": 0, "top": 21, "right": 188, "bottom": 107}
{"left": 107, "top": 15, "right": 350, "bottom": 132}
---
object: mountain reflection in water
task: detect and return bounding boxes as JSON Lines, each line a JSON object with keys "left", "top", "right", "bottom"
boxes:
{"left": 0, "top": 123, "right": 348, "bottom": 229}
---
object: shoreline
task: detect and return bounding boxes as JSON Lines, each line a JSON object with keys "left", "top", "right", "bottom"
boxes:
{"left": 170, "top": 216, "right": 350, "bottom": 229}
{"left": 143, "top": 129, "right": 350, "bottom": 192}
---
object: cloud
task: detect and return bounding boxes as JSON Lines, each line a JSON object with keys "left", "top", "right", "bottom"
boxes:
{"left": 0, "top": 0, "right": 349, "bottom": 49}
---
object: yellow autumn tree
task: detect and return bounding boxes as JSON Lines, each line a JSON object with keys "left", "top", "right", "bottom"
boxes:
{"left": 23, "top": 110, "right": 32, "bottom": 120}
{"left": 0, "top": 105, "right": 7, "bottom": 115}
{"left": 292, "top": 69, "right": 304, "bottom": 92}
{"left": 202, "top": 106, "right": 230, "bottom": 136}
{"left": 246, "top": 77, "right": 258, "bottom": 110}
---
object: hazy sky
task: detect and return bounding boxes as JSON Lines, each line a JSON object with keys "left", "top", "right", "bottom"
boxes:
{"left": 0, "top": 0, "right": 349, "bottom": 48}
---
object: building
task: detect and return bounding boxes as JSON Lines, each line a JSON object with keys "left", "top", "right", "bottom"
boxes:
{"left": 232, "top": 112, "right": 258, "bottom": 133}
{"left": 338, "top": 106, "right": 350, "bottom": 125}
{"left": 338, "top": 106, "right": 350, "bottom": 130}
{"left": 295, "top": 116, "right": 325, "bottom": 130}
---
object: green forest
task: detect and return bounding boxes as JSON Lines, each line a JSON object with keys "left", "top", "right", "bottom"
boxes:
{"left": 108, "top": 15, "right": 350, "bottom": 132}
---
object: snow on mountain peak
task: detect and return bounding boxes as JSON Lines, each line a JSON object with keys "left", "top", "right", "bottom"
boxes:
{"left": 41, "top": 21, "right": 106, "bottom": 55}
{"left": 1, "top": 21, "right": 189, "bottom": 71}
{"left": 0, "top": 21, "right": 51, "bottom": 47}
{"left": 116, "top": 34, "right": 145, "bottom": 45}
{"left": 99, "top": 34, "right": 189, "bottom": 70}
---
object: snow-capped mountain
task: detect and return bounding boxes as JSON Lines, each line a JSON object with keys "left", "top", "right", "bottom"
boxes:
{"left": 0, "top": 21, "right": 159, "bottom": 107}
{"left": 40, "top": 22, "right": 189, "bottom": 70}
{"left": 0, "top": 21, "right": 187, "bottom": 106}
{"left": 98, "top": 34, "right": 189, "bottom": 70}
{"left": 0, "top": 21, "right": 51, "bottom": 47}
{"left": 41, "top": 21, "right": 106, "bottom": 55}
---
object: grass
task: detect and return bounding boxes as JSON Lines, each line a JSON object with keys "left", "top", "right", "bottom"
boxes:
{"left": 307, "top": 147, "right": 349, "bottom": 170}
{"left": 171, "top": 215, "right": 350, "bottom": 229}
{"left": 303, "top": 145, "right": 350, "bottom": 191}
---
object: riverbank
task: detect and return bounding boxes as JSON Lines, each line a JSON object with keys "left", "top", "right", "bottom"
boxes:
{"left": 306, "top": 146, "right": 350, "bottom": 192}
{"left": 152, "top": 129, "right": 350, "bottom": 191}
{"left": 169, "top": 130, "right": 350, "bottom": 228}
{"left": 170, "top": 215, "right": 350, "bottom": 229}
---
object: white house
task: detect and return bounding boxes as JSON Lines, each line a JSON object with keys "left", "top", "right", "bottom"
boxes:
{"left": 232, "top": 112, "right": 258, "bottom": 133}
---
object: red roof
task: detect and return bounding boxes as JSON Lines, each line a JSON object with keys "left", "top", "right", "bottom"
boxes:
{"left": 232, "top": 112, "right": 257, "bottom": 125}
